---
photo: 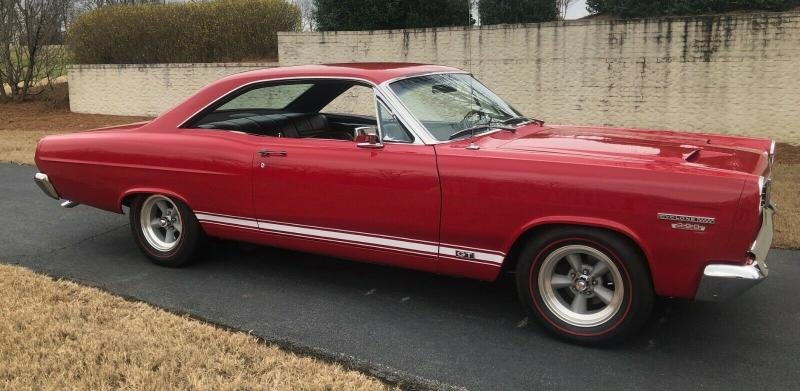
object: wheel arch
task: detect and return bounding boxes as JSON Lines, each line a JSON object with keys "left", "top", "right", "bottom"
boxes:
{"left": 500, "top": 217, "right": 653, "bottom": 278}
{"left": 118, "top": 188, "right": 193, "bottom": 213}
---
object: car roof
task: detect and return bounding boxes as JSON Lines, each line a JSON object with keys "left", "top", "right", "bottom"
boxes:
{"left": 154, "top": 63, "right": 465, "bottom": 128}
{"left": 223, "top": 63, "right": 464, "bottom": 85}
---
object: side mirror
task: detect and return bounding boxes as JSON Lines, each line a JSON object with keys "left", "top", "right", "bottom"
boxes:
{"left": 355, "top": 126, "right": 383, "bottom": 149}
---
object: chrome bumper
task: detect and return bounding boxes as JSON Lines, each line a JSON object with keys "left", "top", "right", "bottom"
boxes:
{"left": 34, "top": 172, "right": 59, "bottom": 200}
{"left": 695, "top": 204, "right": 773, "bottom": 301}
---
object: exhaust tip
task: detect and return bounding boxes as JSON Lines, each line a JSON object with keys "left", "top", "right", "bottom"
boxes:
{"left": 60, "top": 200, "right": 79, "bottom": 208}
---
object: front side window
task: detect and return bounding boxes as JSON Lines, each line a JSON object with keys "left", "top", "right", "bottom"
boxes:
{"left": 389, "top": 73, "right": 524, "bottom": 141}
{"left": 377, "top": 100, "right": 413, "bottom": 143}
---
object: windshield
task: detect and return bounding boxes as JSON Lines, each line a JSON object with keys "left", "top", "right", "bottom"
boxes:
{"left": 389, "top": 73, "right": 523, "bottom": 141}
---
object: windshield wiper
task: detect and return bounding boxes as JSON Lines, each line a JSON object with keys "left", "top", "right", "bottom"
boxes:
{"left": 448, "top": 123, "right": 516, "bottom": 140}
{"left": 502, "top": 116, "right": 529, "bottom": 125}
{"left": 502, "top": 116, "right": 544, "bottom": 126}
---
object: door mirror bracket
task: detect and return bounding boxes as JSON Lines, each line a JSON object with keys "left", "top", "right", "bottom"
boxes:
{"left": 355, "top": 126, "right": 383, "bottom": 149}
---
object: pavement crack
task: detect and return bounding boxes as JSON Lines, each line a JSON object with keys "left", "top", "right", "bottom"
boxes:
{"left": 516, "top": 317, "right": 529, "bottom": 328}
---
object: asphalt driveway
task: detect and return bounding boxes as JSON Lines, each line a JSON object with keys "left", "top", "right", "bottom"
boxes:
{"left": 2, "top": 163, "right": 798, "bottom": 390}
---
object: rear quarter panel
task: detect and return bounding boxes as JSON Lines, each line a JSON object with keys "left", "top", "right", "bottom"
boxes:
{"left": 34, "top": 128, "right": 255, "bottom": 219}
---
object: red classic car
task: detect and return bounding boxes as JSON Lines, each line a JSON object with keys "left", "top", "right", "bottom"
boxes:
{"left": 34, "top": 63, "right": 775, "bottom": 344}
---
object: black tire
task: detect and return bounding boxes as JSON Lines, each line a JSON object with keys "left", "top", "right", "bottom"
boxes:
{"left": 129, "top": 194, "right": 203, "bottom": 267}
{"left": 515, "top": 226, "right": 653, "bottom": 345}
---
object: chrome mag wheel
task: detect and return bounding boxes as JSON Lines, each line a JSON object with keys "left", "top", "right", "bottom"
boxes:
{"left": 139, "top": 195, "right": 183, "bottom": 252}
{"left": 538, "top": 244, "right": 624, "bottom": 328}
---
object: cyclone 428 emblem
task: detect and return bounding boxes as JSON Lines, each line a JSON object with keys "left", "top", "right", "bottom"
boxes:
{"left": 657, "top": 213, "right": 715, "bottom": 231}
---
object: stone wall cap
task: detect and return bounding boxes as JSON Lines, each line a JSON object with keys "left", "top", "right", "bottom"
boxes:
{"left": 277, "top": 10, "right": 800, "bottom": 37}
{"left": 69, "top": 62, "right": 280, "bottom": 70}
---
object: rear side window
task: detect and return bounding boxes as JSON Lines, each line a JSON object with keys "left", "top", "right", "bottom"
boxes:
{"left": 217, "top": 83, "right": 313, "bottom": 111}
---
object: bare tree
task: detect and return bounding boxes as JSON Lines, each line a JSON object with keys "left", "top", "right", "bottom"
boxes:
{"left": 0, "top": 0, "right": 69, "bottom": 101}
{"left": 69, "top": 0, "right": 163, "bottom": 22}
{"left": 292, "top": 0, "right": 315, "bottom": 31}
{"left": 84, "top": 0, "right": 161, "bottom": 8}
{"left": 555, "top": 0, "right": 575, "bottom": 20}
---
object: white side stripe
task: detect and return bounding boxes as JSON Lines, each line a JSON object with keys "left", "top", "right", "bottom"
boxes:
{"left": 195, "top": 213, "right": 259, "bottom": 228}
{"left": 256, "top": 221, "right": 439, "bottom": 254}
{"left": 194, "top": 212, "right": 504, "bottom": 265}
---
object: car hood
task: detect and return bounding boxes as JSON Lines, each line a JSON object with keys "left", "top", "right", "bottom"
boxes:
{"left": 494, "top": 124, "right": 770, "bottom": 176}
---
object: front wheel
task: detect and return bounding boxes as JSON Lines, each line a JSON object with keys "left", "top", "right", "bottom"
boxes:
{"left": 516, "top": 227, "right": 653, "bottom": 345}
{"left": 129, "top": 194, "right": 203, "bottom": 267}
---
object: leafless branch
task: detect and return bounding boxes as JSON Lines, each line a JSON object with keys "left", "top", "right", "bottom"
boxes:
{"left": 556, "top": 0, "right": 576, "bottom": 20}
{"left": 0, "top": 0, "right": 69, "bottom": 101}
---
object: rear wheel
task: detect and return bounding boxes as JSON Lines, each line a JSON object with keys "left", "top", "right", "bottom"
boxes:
{"left": 129, "top": 194, "right": 203, "bottom": 267}
{"left": 516, "top": 227, "right": 653, "bottom": 345}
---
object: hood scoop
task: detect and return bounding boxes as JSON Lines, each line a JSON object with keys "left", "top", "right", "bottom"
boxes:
{"left": 683, "top": 149, "right": 701, "bottom": 162}
{"left": 683, "top": 149, "right": 736, "bottom": 164}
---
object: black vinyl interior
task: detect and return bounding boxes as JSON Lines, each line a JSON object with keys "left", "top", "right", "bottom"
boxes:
{"left": 197, "top": 112, "right": 353, "bottom": 139}
{"left": 195, "top": 110, "right": 378, "bottom": 140}
{"left": 187, "top": 80, "right": 410, "bottom": 141}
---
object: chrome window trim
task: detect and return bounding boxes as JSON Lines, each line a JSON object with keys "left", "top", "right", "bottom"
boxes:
{"left": 758, "top": 176, "right": 767, "bottom": 216}
{"left": 768, "top": 139, "right": 776, "bottom": 167}
{"left": 178, "top": 75, "right": 430, "bottom": 145}
{"left": 375, "top": 72, "right": 475, "bottom": 145}
{"left": 379, "top": 70, "right": 470, "bottom": 87}
{"left": 378, "top": 71, "right": 468, "bottom": 145}
{"left": 380, "top": 71, "right": 524, "bottom": 145}
{"left": 374, "top": 96, "right": 415, "bottom": 144}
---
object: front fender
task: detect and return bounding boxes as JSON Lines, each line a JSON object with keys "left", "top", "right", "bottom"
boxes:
{"left": 503, "top": 215, "right": 653, "bottom": 268}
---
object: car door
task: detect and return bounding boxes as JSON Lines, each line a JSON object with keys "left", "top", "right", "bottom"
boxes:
{"left": 251, "top": 97, "right": 441, "bottom": 272}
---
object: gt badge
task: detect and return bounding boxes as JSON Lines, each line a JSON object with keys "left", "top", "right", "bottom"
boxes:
{"left": 455, "top": 250, "right": 475, "bottom": 259}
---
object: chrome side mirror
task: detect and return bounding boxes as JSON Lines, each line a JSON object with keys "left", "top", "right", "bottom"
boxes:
{"left": 355, "top": 126, "right": 383, "bottom": 149}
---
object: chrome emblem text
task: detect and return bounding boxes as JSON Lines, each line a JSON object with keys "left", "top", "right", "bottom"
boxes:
{"left": 657, "top": 213, "right": 715, "bottom": 225}
{"left": 671, "top": 223, "right": 706, "bottom": 231}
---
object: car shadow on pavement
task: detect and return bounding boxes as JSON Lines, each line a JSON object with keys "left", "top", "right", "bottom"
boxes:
{"left": 8, "top": 216, "right": 796, "bottom": 390}
{"left": 196, "top": 238, "right": 747, "bottom": 350}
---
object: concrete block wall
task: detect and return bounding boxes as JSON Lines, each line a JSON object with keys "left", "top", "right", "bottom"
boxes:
{"left": 68, "top": 63, "right": 278, "bottom": 117}
{"left": 278, "top": 12, "right": 800, "bottom": 142}
{"left": 66, "top": 12, "right": 800, "bottom": 142}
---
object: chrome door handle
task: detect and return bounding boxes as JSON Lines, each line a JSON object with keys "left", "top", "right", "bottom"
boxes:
{"left": 258, "top": 150, "right": 287, "bottom": 157}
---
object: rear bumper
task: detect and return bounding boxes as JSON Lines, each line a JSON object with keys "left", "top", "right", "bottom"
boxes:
{"left": 695, "top": 204, "right": 774, "bottom": 301}
{"left": 34, "top": 172, "right": 59, "bottom": 200}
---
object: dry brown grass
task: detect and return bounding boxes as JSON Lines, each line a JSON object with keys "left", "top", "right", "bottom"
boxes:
{"left": 0, "top": 99, "right": 148, "bottom": 165}
{"left": 772, "top": 163, "right": 799, "bottom": 249}
{"left": 0, "top": 263, "right": 391, "bottom": 390}
{"left": 771, "top": 143, "right": 799, "bottom": 248}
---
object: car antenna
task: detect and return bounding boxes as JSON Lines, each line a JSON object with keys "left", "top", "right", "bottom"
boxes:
{"left": 466, "top": 125, "right": 480, "bottom": 150}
